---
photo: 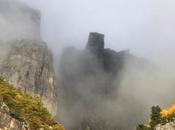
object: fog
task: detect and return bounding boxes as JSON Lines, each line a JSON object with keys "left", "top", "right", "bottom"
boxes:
{"left": 16, "top": 0, "right": 175, "bottom": 59}
{"left": 0, "top": 0, "right": 40, "bottom": 41}
{"left": 1, "top": 0, "right": 175, "bottom": 130}
{"left": 56, "top": 41, "right": 175, "bottom": 130}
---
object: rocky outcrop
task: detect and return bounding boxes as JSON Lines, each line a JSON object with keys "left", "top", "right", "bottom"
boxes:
{"left": 156, "top": 123, "right": 175, "bottom": 130}
{"left": 86, "top": 32, "right": 105, "bottom": 52}
{"left": 60, "top": 33, "right": 120, "bottom": 103}
{"left": 86, "top": 32, "right": 130, "bottom": 74}
{"left": 59, "top": 32, "right": 142, "bottom": 130}
{"left": 0, "top": 102, "right": 30, "bottom": 130}
{"left": 86, "top": 32, "right": 105, "bottom": 64}
{"left": 0, "top": 40, "right": 57, "bottom": 115}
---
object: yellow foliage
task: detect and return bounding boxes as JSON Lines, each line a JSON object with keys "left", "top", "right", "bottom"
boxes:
{"left": 15, "top": 94, "right": 23, "bottom": 99}
{"left": 0, "top": 77, "right": 65, "bottom": 130}
{"left": 160, "top": 104, "right": 175, "bottom": 117}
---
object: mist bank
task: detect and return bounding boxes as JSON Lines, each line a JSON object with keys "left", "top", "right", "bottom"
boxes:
{"left": 55, "top": 33, "right": 145, "bottom": 129}
{"left": 56, "top": 32, "right": 175, "bottom": 130}
{"left": 15, "top": 0, "right": 175, "bottom": 60}
{"left": 0, "top": 0, "right": 40, "bottom": 41}
{"left": 1, "top": 1, "right": 175, "bottom": 130}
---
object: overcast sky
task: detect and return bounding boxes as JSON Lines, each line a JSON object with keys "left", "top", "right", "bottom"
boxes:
{"left": 16, "top": 0, "right": 175, "bottom": 58}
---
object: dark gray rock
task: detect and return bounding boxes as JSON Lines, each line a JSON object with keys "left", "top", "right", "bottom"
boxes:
{"left": 86, "top": 32, "right": 104, "bottom": 56}
{"left": 86, "top": 32, "right": 105, "bottom": 67}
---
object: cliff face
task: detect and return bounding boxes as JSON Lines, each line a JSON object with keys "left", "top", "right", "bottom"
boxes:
{"left": 0, "top": 40, "right": 57, "bottom": 115}
{"left": 0, "top": 1, "right": 57, "bottom": 115}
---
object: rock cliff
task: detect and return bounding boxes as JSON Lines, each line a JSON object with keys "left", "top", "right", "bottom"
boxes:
{"left": 0, "top": 1, "right": 57, "bottom": 115}
{"left": 0, "top": 40, "right": 58, "bottom": 115}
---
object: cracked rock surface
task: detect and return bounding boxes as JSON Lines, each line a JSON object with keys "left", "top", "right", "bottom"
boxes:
{"left": 0, "top": 40, "right": 58, "bottom": 115}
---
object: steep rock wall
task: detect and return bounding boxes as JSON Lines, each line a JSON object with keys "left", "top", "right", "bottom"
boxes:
{"left": 0, "top": 1, "right": 58, "bottom": 115}
{"left": 0, "top": 40, "right": 58, "bottom": 115}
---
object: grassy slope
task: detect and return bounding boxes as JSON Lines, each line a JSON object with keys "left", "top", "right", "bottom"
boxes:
{"left": 0, "top": 77, "right": 65, "bottom": 130}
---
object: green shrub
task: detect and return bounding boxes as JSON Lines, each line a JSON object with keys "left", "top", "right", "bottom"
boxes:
{"left": 150, "top": 106, "right": 162, "bottom": 128}
{"left": 136, "top": 105, "right": 175, "bottom": 130}
{"left": 136, "top": 124, "right": 150, "bottom": 130}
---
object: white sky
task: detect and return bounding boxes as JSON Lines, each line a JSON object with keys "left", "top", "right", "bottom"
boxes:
{"left": 16, "top": 0, "right": 175, "bottom": 58}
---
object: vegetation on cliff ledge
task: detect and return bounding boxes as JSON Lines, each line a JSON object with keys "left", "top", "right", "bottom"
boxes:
{"left": 0, "top": 77, "right": 65, "bottom": 130}
{"left": 136, "top": 105, "right": 175, "bottom": 130}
